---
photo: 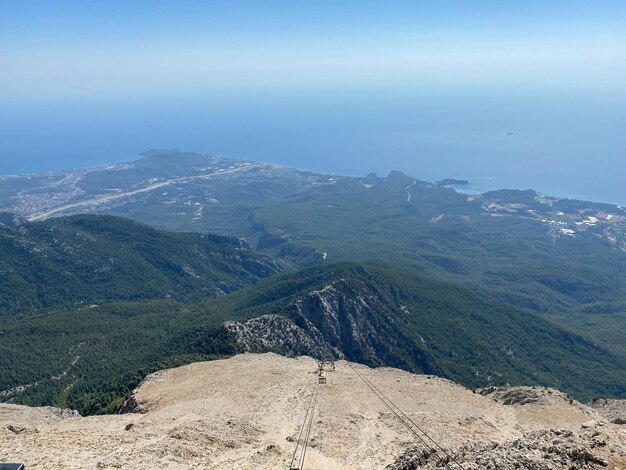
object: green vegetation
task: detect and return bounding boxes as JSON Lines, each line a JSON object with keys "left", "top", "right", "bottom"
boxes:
{"left": 19, "top": 152, "right": 622, "bottom": 349}
{"left": 250, "top": 174, "right": 626, "bottom": 311}
{"left": 2, "top": 156, "right": 626, "bottom": 416}
{"left": 550, "top": 311, "right": 626, "bottom": 358}
{"left": 0, "top": 295, "right": 246, "bottom": 413}
{"left": 1, "top": 262, "right": 623, "bottom": 415}
{"left": 226, "top": 262, "right": 626, "bottom": 400}
{"left": 0, "top": 213, "right": 280, "bottom": 318}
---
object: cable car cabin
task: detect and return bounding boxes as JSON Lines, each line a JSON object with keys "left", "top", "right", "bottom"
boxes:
{"left": 318, "top": 370, "right": 327, "bottom": 384}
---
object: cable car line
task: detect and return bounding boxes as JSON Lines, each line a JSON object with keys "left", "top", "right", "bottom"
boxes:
{"left": 348, "top": 363, "right": 464, "bottom": 470}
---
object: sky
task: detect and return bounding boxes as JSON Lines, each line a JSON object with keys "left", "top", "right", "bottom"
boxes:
{"left": 3, "top": 1, "right": 625, "bottom": 98}
{"left": 1, "top": 1, "right": 625, "bottom": 202}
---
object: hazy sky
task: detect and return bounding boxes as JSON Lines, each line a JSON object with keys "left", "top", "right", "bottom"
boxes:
{"left": 3, "top": 1, "right": 625, "bottom": 99}
{"left": 1, "top": 1, "right": 625, "bottom": 202}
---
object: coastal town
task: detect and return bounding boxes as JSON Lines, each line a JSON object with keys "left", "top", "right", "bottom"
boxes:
{"left": 1, "top": 154, "right": 625, "bottom": 254}
{"left": 476, "top": 190, "right": 626, "bottom": 251}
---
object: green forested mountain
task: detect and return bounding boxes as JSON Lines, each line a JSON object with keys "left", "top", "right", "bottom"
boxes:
{"left": 0, "top": 213, "right": 281, "bottom": 318}
{"left": 218, "top": 263, "right": 626, "bottom": 400}
{"left": 250, "top": 172, "right": 626, "bottom": 312}
{"left": 1, "top": 153, "right": 626, "bottom": 418}
{"left": 1, "top": 262, "right": 623, "bottom": 416}
{"left": 3, "top": 151, "right": 626, "bottom": 322}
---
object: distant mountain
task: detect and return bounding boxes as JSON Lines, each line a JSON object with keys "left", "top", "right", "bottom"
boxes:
{"left": 0, "top": 213, "right": 281, "bottom": 318}
{"left": 2, "top": 151, "right": 624, "bottom": 316}
{"left": 242, "top": 170, "right": 626, "bottom": 359}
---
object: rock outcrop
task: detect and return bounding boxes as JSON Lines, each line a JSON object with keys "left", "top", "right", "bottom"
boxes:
{"left": 223, "top": 277, "right": 440, "bottom": 375}
{"left": 118, "top": 396, "right": 146, "bottom": 415}
{"left": 478, "top": 386, "right": 576, "bottom": 407}
{"left": 387, "top": 427, "right": 626, "bottom": 470}
{"left": 590, "top": 398, "right": 626, "bottom": 425}
{"left": 222, "top": 314, "right": 330, "bottom": 358}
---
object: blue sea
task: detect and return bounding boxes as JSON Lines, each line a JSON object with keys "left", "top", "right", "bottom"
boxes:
{"left": 1, "top": 88, "right": 624, "bottom": 205}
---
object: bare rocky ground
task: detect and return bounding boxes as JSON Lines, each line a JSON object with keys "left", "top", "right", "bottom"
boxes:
{"left": 387, "top": 426, "right": 626, "bottom": 470}
{"left": 1, "top": 353, "right": 625, "bottom": 469}
{"left": 591, "top": 399, "right": 626, "bottom": 425}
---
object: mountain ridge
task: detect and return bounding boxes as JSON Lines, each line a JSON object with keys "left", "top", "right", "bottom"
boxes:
{"left": 2, "top": 260, "right": 624, "bottom": 416}
{"left": 0, "top": 213, "right": 281, "bottom": 318}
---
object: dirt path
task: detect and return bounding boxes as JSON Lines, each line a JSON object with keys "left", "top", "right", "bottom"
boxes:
{"left": 404, "top": 180, "right": 416, "bottom": 202}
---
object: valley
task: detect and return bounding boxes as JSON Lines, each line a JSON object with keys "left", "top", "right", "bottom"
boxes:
{"left": 3, "top": 150, "right": 625, "bottom": 256}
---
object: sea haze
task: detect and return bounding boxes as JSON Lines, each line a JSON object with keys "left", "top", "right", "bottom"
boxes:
{"left": 1, "top": 87, "right": 624, "bottom": 205}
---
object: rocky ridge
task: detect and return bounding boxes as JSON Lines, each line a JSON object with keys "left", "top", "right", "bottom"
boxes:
{"left": 222, "top": 314, "right": 327, "bottom": 358}
{"left": 387, "top": 426, "right": 626, "bottom": 470}
{"left": 222, "top": 277, "right": 439, "bottom": 376}
{"left": 591, "top": 399, "right": 626, "bottom": 425}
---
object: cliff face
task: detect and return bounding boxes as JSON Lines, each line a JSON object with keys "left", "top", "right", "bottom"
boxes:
{"left": 293, "top": 282, "right": 383, "bottom": 360}
{"left": 207, "top": 263, "right": 626, "bottom": 403}
{"left": 223, "top": 277, "right": 440, "bottom": 375}
{"left": 222, "top": 314, "right": 328, "bottom": 358}
{"left": 291, "top": 280, "right": 440, "bottom": 374}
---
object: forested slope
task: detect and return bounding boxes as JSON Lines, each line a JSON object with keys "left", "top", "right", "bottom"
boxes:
{"left": 0, "top": 213, "right": 281, "bottom": 318}
{"left": 1, "top": 262, "right": 623, "bottom": 415}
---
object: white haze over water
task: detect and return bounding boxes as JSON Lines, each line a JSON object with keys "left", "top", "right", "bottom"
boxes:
{"left": 2, "top": 2, "right": 625, "bottom": 204}
{"left": 1, "top": 87, "right": 625, "bottom": 205}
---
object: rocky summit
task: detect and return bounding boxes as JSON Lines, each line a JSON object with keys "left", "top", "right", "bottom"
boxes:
{"left": 1, "top": 353, "right": 625, "bottom": 469}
